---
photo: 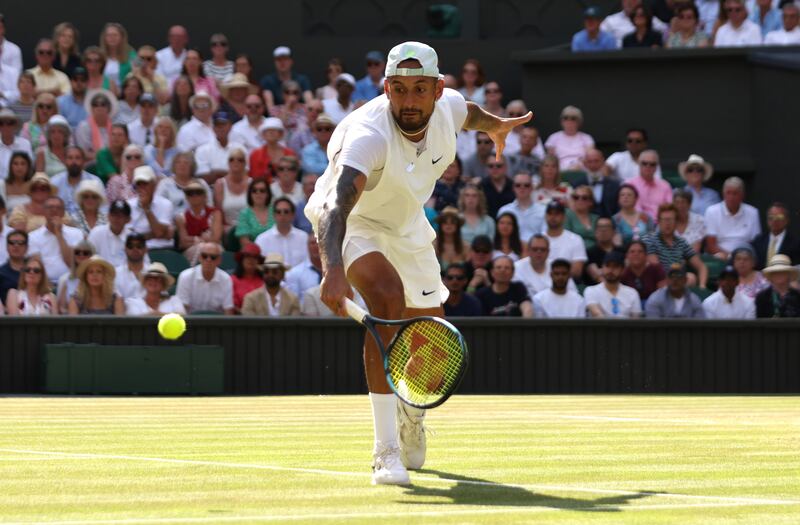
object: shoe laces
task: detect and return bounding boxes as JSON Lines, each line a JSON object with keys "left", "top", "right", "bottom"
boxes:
{"left": 373, "top": 443, "right": 402, "bottom": 470}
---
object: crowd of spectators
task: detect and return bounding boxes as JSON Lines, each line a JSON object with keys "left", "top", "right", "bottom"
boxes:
{"left": 0, "top": 11, "right": 797, "bottom": 320}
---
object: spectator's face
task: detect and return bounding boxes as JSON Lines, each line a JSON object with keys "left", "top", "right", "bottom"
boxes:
{"left": 109, "top": 127, "right": 128, "bottom": 149}
{"left": 719, "top": 275, "right": 738, "bottom": 296}
{"left": 673, "top": 196, "right": 690, "bottom": 216}
{"left": 725, "top": 0, "right": 747, "bottom": 24}
{"left": 626, "top": 131, "right": 646, "bottom": 155}
{"left": 783, "top": 6, "right": 800, "bottom": 31}
{"left": 622, "top": 0, "right": 639, "bottom": 14}
{"left": 461, "top": 62, "right": 479, "bottom": 87}
{"left": 108, "top": 210, "right": 130, "bottom": 233}
{"left": 30, "top": 182, "right": 51, "bottom": 203}
{"left": 550, "top": 265, "right": 570, "bottom": 290}
{"left": 487, "top": 158, "right": 507, "bottom": 180}
{"left": 192, "top": 98, "right": 213, "bottom": 122}
{"left": 385, "top": 62, "right": 442, "bottom": 134}
{"left": 584, "top": 150, "right": 604, "bottom": 172}
{"left": 262, "top": 129, "right": 282, "bottom": 145}
{"left": 174, "top": 77, "right": 193, "bottom": 97}
{"left": 213, "top": 120, "right": 231, "bottom": 141}
{"left": 91, "top": 96, "right": 111, "bottom": 121}
{"left": 199, "top": 245, "right": 222, "bottom": 271}
{"left": 80, "top": 191, "right": 101, "bottom": 212}
{"left": 185, "top": 188, "right": 206, "bottom": 209}
{"left": 626, "top": 243, "right": 646, "bottom": 266}
{"left": 283, "top": 85, "right": 301, "bottom": 105}
{"left": 683, "top": 163, "right": 704, "bottom": 187}
{"left": 302, "top": 175, "right": 317, "bottom": 198}
{"left": 584, "top": 16, "right": 602, "bottom": 32}
{"left": 184, "top": 51, "right": 201, "bottom": 74}
{"left": 560, "top": 114, "right": 580, "bottom": 134}
{"left": 335, "top": 79, "right": 353, "bottom": 100}
{"left": 138, "top": 50, "right": 157, "bottom": 72}
{"left": 173, "top": 154, "right": 192, "bottom": 177}
{"left": 0, "top": 116, "right": 17, "bottom": 140}
{"left": 443, "top": 268, "right": 468, "bottom": 293}
{"left": 619, "top": 187, "right": 637, "bottom": 209}
{"left": 602, "top": 262, "right": 623, "bottom": 283}
{"left": 462, "top": 188, "right": 479, "bottom": 211}
{"left": 85, "top": 265, "right": 105, "bottom": 288}
{"left": 497, "top": 215, "right": 514, "bottom": 237}
{"left": 572, "top": 188, "right": 593, "bottom": 211}
{"left": 273, "top": 201, "right": 295, "bottom": 227}
{"left": 274, "top": 56, "right": 293, "bottom": 74}
{"left": 366, "top": 58, "right": 384, "bottom": 78}
{"left": 36, "top": 42, "right": 55, "bottom": 68}
{"left": 639, "top": 154, "right": 658, "bottom": 179}
{"left": 125, "top": 239, "right": 146, "bottom": 263}
{"left": 677, "top": 8, "right": 698, "bottom": 30}
{"left": 48, "top": 126, "right": 68, "bottom": 148}
{"left": 529, "top": 238, "right": 549, "bottom": 264}
{"left": 140, "top": 102, "right": 158, "bottom": 122}
{"left": 104, "top": 27, "right": 122, "bottom": 48}
{"left": 71, "top": 75, "right": 87, "bottom": 95}
{"left": 484, "top": 82, "right": 501, "bottom": 105}
{"left": 658, "top": 210, "right": 677, "bottom": 236}
{"left": 245, "top": 95, "right": 264, "bottom": 118}
{"left": 227, "top": 151, "right": 246, "bottom": 174}
{"left": 313, "top": 121, "right": 334, "bottom": 143}
{"left": 277, "top": 161, "right": 298, "bottom": 185}
{"left": 767, "top": 207, "right": 788, "bottom": 235}
{"left": 124, "top": 150, "right": 143, "bottom": 172}
{"left": 490, "top": 257, "right": 514, "bottom": 285}
{"left": 595, "top": 219, "right": 614, "bottom": 243}
{"left": 65, "top": 148, "right": 84, "bottom": 174}
{"left": 84, "top": 52, "right": 103, "bottom": 73}
{"left": 632, "top": 7, "right": 648, "bottom": 29}
{"left": 7, "top": 234, "right": 28, "bottom": 260}
{"left": 540, "top": 160, "right": 558, "bottom": 185}
{"left": 767, "top": 271, "right": 792, "bottom": 288}
{"left": 250, "top": 181, "right": 269, "bottom": 205}
{"left": 519, "top": 128, "right": 538, "bottom": 152}
{"left": 668, "top": 273, "right": 687, "bottom": 295}
{"left": 733, "top": 251, "right": 754, "bottom": 276}
{"left": 546, "top": 209, "right": 565, "bottom": 229}
{"left": 168, "top": 26, "right": 188, "bottom": 50}
{"left": 442, "top": 160, "right": 460, "bottom": 183}
{"left": 134, "top": 180, "right": 154, "bottom": 200}
{"left": 44, "top": 198, "right": 64, "bottom": 223}
{"left": 122, "top": 79, "right": 142, "bottom": 103}
{"left": 143, "top": 275, "right": 165, "bottom": 294}
{"left": 23, "top": 259, "right": 44, "bottom": 288}
{"left": 723, "top": 186, "right": 744, "bottom": 210}
{"left": 242, "top": 256, "right": 259, "bottom": 274}
{"left": 263, "top": 266, "right": 285, "bottom": 288}
{"left": 306, "top": 101, "right": 323, "bottom": 124}
{"left": 513, "top": 174, "right": 533, "bottom": 200}
{"left": 469, "top": 244, "right": 492, "bottom": 268}
{"left": 36, "top": 97, "right": 56, "bottom": 122}
{"left": 10, "top": 156, "right": 29, "bottom": 180}
{"left": 476, "top": 133, "right": 493, "bottom": 156}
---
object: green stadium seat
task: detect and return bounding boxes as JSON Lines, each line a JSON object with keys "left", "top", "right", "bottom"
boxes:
{"left": 221, "top": 251, "right": 237, "bottom": 274}
{"left": 577, "top": 283, "right": 587, "bottom": 296}
{"left": 190, "top": 310, "right": 222, "bottom": 315}
{"left": 561, "top": 170, "right": 587, "bottom": 187}
{"left": 689, "top": 286, "right": 712, "bottom": 301}
{"left": 149, "top": 249, "right": 190, "bottom": 278}
{"left": 701, "top": 253, "right": 726, "bottom": 281}
{"left": 662, "top": 169, "right": 684, "bottom": 189}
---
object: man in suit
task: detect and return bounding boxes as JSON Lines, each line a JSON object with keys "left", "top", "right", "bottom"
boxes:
{"left": 644, "top": 264, "right": 705, "bottom": 319}
{"left": 752, "top": 203, "right": 800, "bottom": 269}
{"left": 573, "top": 148, "right": 620, "bottom": 218}
{"left": 242, "top": 253, "right": 300, "bottom": 316}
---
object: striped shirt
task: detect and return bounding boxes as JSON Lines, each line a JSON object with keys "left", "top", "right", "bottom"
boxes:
{"left": 202, "top": 60, "right": 234, "bottom": 83}
{"left": 642, "top": 232, "right": 696, "bottom": 271}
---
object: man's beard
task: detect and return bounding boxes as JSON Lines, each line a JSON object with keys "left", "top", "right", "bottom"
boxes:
{"left": 67, "top": 165, "right": 82, "bottom": 177}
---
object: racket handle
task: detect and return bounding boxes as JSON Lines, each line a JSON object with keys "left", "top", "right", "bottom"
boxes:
{"left": 344, "top": 298, "right": 368, "bottom": 325}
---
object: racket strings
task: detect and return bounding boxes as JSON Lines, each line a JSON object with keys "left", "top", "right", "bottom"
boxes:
{"left": 387, "top": 320, "right": 465, "bottom": 406}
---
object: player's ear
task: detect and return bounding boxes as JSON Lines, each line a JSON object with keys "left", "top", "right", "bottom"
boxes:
{"left": 434, "top": 78, "right": 444, "bottom": 100}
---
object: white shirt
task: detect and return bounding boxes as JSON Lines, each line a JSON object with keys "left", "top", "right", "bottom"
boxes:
{"left": 714, "top": 20, "right": 763, "bottom": 47}
{"left": 127, "top": 118, "right": 158, "bottom": 147}
{"left": 606, "top": 150, "right": 662, "bottom": 181}
{"left": 176, "top": 117, "right": 216, "bottom": 152}
{"left": 28, "top": 224, "right": 84, "bottom": 283}
{"left": 533, "top": 288, "right": 586, "bottom": 318}
{"left": 703, "top": 290, "right": 756, "bottom": 319}
{"left": 176, "top": 265, "right": 233, "bottom": 313}
{"left": 545, "top": 229, "right": 588, "bottom": 264}
{"left": 704, "top": 202, "right": 761, "bottom": 253}
{"left": 284, "top": 259, "right": 321, "bottom": 305}
{"left": 584, "top": 283, "right": 642, "bottom": 318}
{"left": 764, "top": 27, "right": 800, "bottom": 45}
{"left": 321, "top": 98, "right": 355, "bottom": 124}
{"left": 270, "top": 181, "right": 304, "bottom": 206}
{"left": 601, "top": 11, "right": 668, "bottom": 47}
{"left": 230, "top": 117, "right": 266, "bottom": 153}
{"left": 154, "top": 177, "right": 213, "bottom": 216}
{"left": 0, "top": 226, "right": 8, "bottom": 266}
{"left": 125, "top": 295, "right": 186, "bottom": 315}
{"left": 0, "top": 136, "right": 33, "bottom": 180}
{"left": 195, "top": 139, "right": 246, "bottom": 175}
{"left": 127, "top": 195, "right": 175, "bottom": 249}
{"left": 513, "top": 257, "right": 577, "bottom": 299}
{"left": 497, "top": 200, "right": 547, "bottom": 245}
{"left": 0, "top": 39, "right": 23, "bottom": 77}
{"left": 0, "top": 66, "right": 20, "bottom": 104}
{"left": 254, "top": 226, "right": 309, "bottom": 269}
{"left": 88, "top": 224, "right": 133, "bottom": 268}
{"left": 114, "top": 263, "right": 145, "bottom": 300}
{"left": 264, "top": 289, "right": 283, "bottom": 317}
{"left": 155, "top": 47, "right": 188, "bottom": 84}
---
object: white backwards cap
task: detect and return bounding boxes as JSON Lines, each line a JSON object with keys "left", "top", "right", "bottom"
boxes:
{"left": 385, "top": 41, "right": 440, "bottom": 79}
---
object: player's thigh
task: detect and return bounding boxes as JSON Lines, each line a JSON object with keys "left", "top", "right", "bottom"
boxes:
{"left": 344, "top": 237, "right": 405, "bottom": 315}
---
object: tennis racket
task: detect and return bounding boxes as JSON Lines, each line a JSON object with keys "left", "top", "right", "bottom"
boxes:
{"left": 344, "top": 298, "right": 468, "bottom": 409}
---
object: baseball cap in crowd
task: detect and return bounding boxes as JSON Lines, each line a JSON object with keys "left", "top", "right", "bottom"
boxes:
{"left": 132, "top": 165, "right": 157, "bottom": 184}
{"left": 365, "top": 50, "right": 384, "bottom": 63}
{"left": 583, "top": 6, "right": 603, "bottom": 19}
{"left": 213, "top": 111, "right": 232, "bottom": 123}
{"left": 546, "top": 200, "right": 566, "bottom": 214}
{"left": 385, "top": 41, "right": 440, "bottom": 78}
{"left": 603, "top": 251, "right": 625, "bottom": 267}
{"left": 71, "top": 66, "right": 88, "bottom": 80}
{"left": 335, "top": 73, "right": 356, "bottom": 88}
{"left": 109, "top": 200, "right": 132, "bottom": 216}
{"left": 139, "top": 93, "right": 157, "bottom": 106}
{"left": 667, "top": 263, "right": 687, "bottom": 277}
{"left": 718, "top": 265, "right": 738, "bottom": 280}
{"left": 259, "top": 117, "right": 285, "bottom": 133}
{"left": 273, "top": 46, "right": 291, "bottom": 58}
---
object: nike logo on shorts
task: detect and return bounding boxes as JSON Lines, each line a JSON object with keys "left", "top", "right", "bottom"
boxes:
{"left": 432, "top": 156, "right": 443, "bottom": 164}
{"left": 422, "top": 290, "right": 436, "bottom": 296}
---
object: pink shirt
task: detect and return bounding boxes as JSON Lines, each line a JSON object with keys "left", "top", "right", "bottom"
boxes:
{"left": 544, "top": 131, "right": 594, "bottom": 169}
{"left": 628, "top": 175, "right": 673, "bottom": 220}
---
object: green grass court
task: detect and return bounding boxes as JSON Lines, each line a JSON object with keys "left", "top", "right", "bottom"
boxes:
{"left": 1, "top": 395, "right": 798, "bottom": 524}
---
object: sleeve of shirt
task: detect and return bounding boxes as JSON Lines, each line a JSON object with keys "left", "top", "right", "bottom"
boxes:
{"left": 583, "top": 286, "right": 600, "bottom": 307}
{"left": 575, "top": 295, "right": 587, "bottom": 317}
{"left": 176, "top": 271, "right": 191, "bottom": 308}
{"left": 745, "top": 297, "right": 756, "bottom": 319}
{"left": 194, "top": 145, "right": 211, "bottom": 175}
{"left": 683, "top": 239, "right": 696, "bottom": 259}
{"left": 153, "top": 200, "right": 174, "bottom": 226}
{"left": 336, "top": 127, "right": 387, "bottom": 178}
{"left": 704, "top": 207, "right": 719, "bottom": 236}
{"left": 441, "top": 88, "right": 468, "bottom": 131}
{"left": 571, "top": 236, "right": 588, "bottom": 262}
{"left": 532, "top": 293, "right": 547, "bottom": 318}
{"left": 222, "top": 275, "right": 234, "bottom": 310}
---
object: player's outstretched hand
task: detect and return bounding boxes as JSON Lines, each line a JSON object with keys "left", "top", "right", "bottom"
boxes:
{"left": 320, "top": 265, "right": 354, "bottom": 317}
{"left": 488, "top": 111, "right": 533, "bottom": 161}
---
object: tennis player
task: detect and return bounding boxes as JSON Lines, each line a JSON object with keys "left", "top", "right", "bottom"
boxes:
{"left": 307, "top": 41, "right": 531, "bottom": 485}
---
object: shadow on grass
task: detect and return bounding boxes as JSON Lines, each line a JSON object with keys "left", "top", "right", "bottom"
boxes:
{"left": 402, "top": 469, "right": 650, "bottom": 512}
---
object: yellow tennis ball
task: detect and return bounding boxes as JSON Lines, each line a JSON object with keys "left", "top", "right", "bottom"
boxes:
{"left": 158, "top": 313, "right": 186, "bottom": 340}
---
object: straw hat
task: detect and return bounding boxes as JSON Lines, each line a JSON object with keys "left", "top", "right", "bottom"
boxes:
{"left": 76, "top": 255, "right": 116, "bottom": 281}
{"left": 188, "top": 90, "right": 219, "bottom": 112}
{"left": 221, "top": 73, "right": 258, "bottom": 97}
{"left": 235, "top": 243, "right": 265, "bottom": 263}
{"left": 262, "top": 253, "right": 289, "bottom": 271}
{"left": 678, "top": 154, "right": 714, "bottom": 183}
{"left": 139, "top": 262, "right": 176, "bottom": 289}
{"left": 436, "top": 206, "right": 465, "bottom": 226}
{"left": 181, "top": 179, "right": 207, "bottom": 194}
{"left": 84, "top": 89, "right": 119, "bottom": 117}
{"left": 74, "top": 179, "right": 108, "bottom": 207}
{"left": 762, "top": 254, "right": 799, "bottom": 279}
{"left": 29, "top": 172, "right": 56, "bottom": 195}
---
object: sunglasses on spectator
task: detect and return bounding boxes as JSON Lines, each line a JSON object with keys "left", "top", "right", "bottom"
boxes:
{"left": 277, "top": 166, "right": 296, "bottom": 172}
{"left": 229, "top": 157, "right": 246, "bottom": 162}
{"left": 125, "top": 154, "right": 142, "bottom": 160}
{"left": 562, "top": 115, "right": 578, "bottom": 121}
{"left": 8, "top": 239, "right": 27, "bottom": 246}
{"left": 139, "top": 55, "right": 155, "bottom": 62}
{"left": 530, "top": 247, "right": 548, "bottom": 253}
{"left": 74, "top": 250, "right": 92, "bottom": 256}
{"left": 627, "top": 137, "right": 643, "bottom": 144}
{"left": 283, "top": 90, "right": 300, "bottom": 95}
{"left": 211, "top": 41, "right": 228, "bottom": 47}
{"left": 0, "top": 120, "right": 15, "bottom": 126}
{"left": 488, "top": 163, "right": 505, "bottom": 169}
{"left": 37, "top": 49, "right": 54, "bottom": 56}
{"left": 445, "top": 274, "right": 466, "bottom": 281}
{"left": 24, "top": 267, "right": 43, "bottom": 274}
{"left": 725, "top": 7, "right": 743, "bottom": 13}
{"left": 572, "top": 193, "right": 592, "bottom": 201}
{"left": 686, "top": 166, "right": 704, "bottom": 173}
{"left": 92, "top": 101, "right": 110, "bottom": 108}
{"left": 38, "top": 104, "right": 55, "bottom": 110}
{"left": 640, "top": 161, "right": 657, "bottom": 167}
{"left": 126, "top": 243, "right": 146, "bottom": 249}
{"left": 274, "top": 208, "right": 293, "bottom": 215}
{"left": 473, "top": 249, "right": 490, "bottom": 255}
{"left": 185, "top": 190, "right": 205, "bottom": 197}
{"left": 367, "top": 61, "right": 382, "bottom": 67}
{"left": 82, "top": 194, "right": 101, "bottom": 200}
{"left": 316, "top": 126, "right": 334, "bottom": 132}
{"left": 32, "top": 185, "right": 51, "bottom": 192}
{"left": 246, "top": 103, "right": 263, "bottom": 110}
{"left": 251, "top": 188, "right": 268, "bottom": 194}
{"left": 514, "top": 183, "right": 532, "bottom": 188}
{"left": 200, "top": 253, "right": 220, "bottom": 261}
{"left": 477, "top": 139, "right": 492, "bottom": 145}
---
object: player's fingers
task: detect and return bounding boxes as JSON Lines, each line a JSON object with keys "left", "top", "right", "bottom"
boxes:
{"left": 495, "top": 141, "right": 505, "bottom": 162}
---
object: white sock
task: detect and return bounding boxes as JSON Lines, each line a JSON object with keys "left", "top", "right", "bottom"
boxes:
{"left": 370, "top": 392, "right": 398, "bottom": 450}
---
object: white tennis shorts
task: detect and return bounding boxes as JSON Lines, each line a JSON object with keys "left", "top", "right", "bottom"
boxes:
{"left": 343, "top": 231, "right": 448, "bottom": 309}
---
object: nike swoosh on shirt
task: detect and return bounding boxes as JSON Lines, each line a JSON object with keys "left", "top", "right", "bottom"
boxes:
{"left": 422, "top": 290, "right": 436, "bottom": 296}
{"left": 432, "top": 156, "right": 444, "bottom": 165}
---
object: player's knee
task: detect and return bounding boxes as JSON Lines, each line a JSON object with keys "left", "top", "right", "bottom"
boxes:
{"left": 365, "top": 281, "right": 405, "bottom": 318}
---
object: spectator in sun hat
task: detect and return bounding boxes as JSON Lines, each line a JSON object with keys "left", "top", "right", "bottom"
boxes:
{"left": 71, "top": 178, "right": 108, "bottom": 235}
{"left": 74, "top": 89, "right": 118, "bottom": 161}
{"left": 176, "top": 90, "right": 217, "bottom": 152}
{"left": 679, "top": 154, "right": 720, "bottom": 216}
{"left": 124, "top": 261, "right": 185, "bottom": 316}
{"left": 35, "top": 114, "right": 71, "bottom": 177}
{"left": 67, "top": 254, "right": 125, "bottom": 315}
{"left": 231, "top": 242, "right": 264, "bottom": 312}
{"left": 644, "top": 264, "right": 705, "bottom": 319}
{"left": 259, "top": 46, "right": 312, "bottom": 111}
{"left": 241, "top": 252, "right": 300, "bottom": 316}
{"left": 88, "top": 199, "right": 132, "bottom": 268}
{"left": 755, "top": 254, "right": 800, "bottom": 318}
{"left": 220, "top": 73, "right": 259, "bottom": 123}
{"left": 572, "top": 6, "right": 618, "bottom": 51}
{"left": 703, "top": 265, "right": 755, "bottom": 319}
{"left": 354, "top": 50, "right": 385, "bottom": 103}
{"left": 322, "top": 73, "right": 356, "bottom": 124}
{"left": 249, "top": 117, "right": 296, "bottom": 181}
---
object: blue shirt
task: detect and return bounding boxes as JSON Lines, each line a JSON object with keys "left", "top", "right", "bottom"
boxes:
{"left": 684, "top": 185, "right": 721, "bottom": 216}
{"left": 293, "top": 200, "right": 313, "bottom": 234}
{"left": 56, "top": 94, "right": 88, "bottom": 129}
{"left": 354, "top": 75, "right": 382, "bottom": 103}
{"left": 749, "top": 7, "right": 782, "bottom": 36}
{"left": 572, "top": 29, "right": 617, "bottom": 52}
{"left": 259, "top": 72, "right": 312, "bottom": 106}
{"left": 50, "top": 170, "right": 104, "bottom": 216}
{"left": 300, "top": 140, "right": 328, "bottom": 175}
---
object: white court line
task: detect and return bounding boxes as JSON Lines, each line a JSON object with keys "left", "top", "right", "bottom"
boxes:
{"left": 2, "top": 501, "right": 798, "bottom": 525}
{"left": 550, "top": 415, "right": 719, "bottom": 424}
{"left": 1, "top": 448, "right": 798, "bottom": 508}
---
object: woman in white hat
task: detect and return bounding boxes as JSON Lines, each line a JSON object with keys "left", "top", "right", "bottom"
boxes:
{"left": 8, "top": 172, "right": 60, "bottom": 232}
{"left": 67, "top": 255, "right": 125, "bottom": 314}
{"left": 249, "top": 117, "right": 295, "bottom": 180}
{"left": 34, "top": 115, "right": 71, "bottom": 177}
{"left": 125, "top": 262, "right": 186, "bottom": 315}
{"left": 56, "top": 239, "right": 96, "bottom": 312}
{"left": 72, "top": 179, "right": 108, "bottom": 234}
{"left": 755, "top": 254, "right": 800, "bottom": 318}
{"left": 678, "top": 154, "right": 720, "bottom": 216}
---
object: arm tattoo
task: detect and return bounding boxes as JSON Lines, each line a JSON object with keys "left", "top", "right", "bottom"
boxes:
{"left": 317, "top": 165, "right": 362, "bottom": 269}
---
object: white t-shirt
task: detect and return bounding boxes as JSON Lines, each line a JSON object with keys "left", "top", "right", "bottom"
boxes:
{"left": 703, "top": 202, "right": 761, "bottom": 253}
{"left": 195, "top": 140, "right": 246, "bottom": 175}
{"left": 533, "top": 288, "right": 586, "bottom": 318}
{"left": 702, "top": 290, "right": 756, "bottom": 319}
{"left": 28, "top": 225, "right": 85, "bottom": 284}
{"left": 125, "top": 295, "right": 186, "bottom": 315}
{"left": 606, "top": 150, "right": 662, "bottom": 182}
{"left": 322, "top": 98, "right": 355, "bottom": 124}
{"left": 176, "top": 117, "right": 216, "bottom": 152}
{"left": 155, "top": 47, "right": 187, "bottom": 84}
{"left": 127, "top": 195, "right": 175, "bottom": 249}
{"left": 176, "top": 266, "right": 233, "bottom": 313}
{"left": 88, "top": 224, "right": 133, "bottom": 268}
{"left": 545, "top": 230, "right": 588, "bottom": 264}
{"left": 544, "top": 131, "right": 594, "bottom": 170}
{"left": 306, "top": 88, "right": 467, "bottom": 244}
{"left": 764, "top": 27, "right": 800, "bottom": 45}
{"left": 270, "top": 181, "right": 305, "bottom": 206}
{"left": 254, "top": 226, "right": 309, "bottom": 269}
{"left": 230, "top": 117, "right": 266, "bottom": 153}
{"left": 584, "top": 283, "right": 642, "bottom": 318}
{"left": 714, "top": 20, "right": 763, "bottom": 47}
{"left": 127, "top": 118, "right": 158, "bottom": 147}
{"left": 114, "top": 263, "right": 146, "bottom": 300}
{"left": 513, "top": 257, "right": 577, "bottom": 300}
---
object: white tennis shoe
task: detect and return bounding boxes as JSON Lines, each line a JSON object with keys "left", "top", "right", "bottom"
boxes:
{"left": 397, "top": 402, "right": 427, "bottom": 470}
{"left": 372, "top": 442, "right": 410, "bottom": 485}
